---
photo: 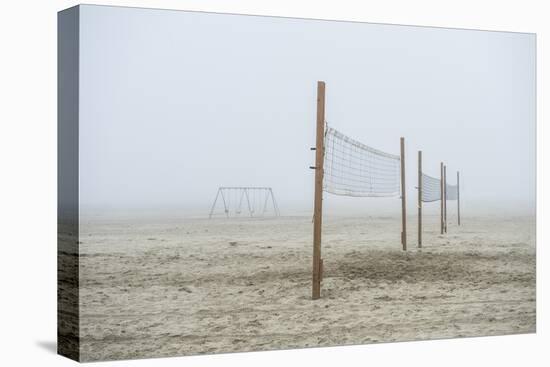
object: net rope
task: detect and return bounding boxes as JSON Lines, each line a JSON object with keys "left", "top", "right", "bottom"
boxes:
{"left": 446, "top": 183, "right": 458, "bottom": 201}
{"left": 420, "top": 173, "right": 441, "bottom": 202}
{"left": 323, "top": 125, "right": 401, "bottom": 197}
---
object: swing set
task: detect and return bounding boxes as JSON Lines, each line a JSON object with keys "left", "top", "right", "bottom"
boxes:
{"left": 208, "top": 187, "right": 280, "bottom": 218}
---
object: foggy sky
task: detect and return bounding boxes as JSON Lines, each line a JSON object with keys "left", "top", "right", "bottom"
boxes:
{"left": 78, "top": 5, "right": 536, "bottom": 216}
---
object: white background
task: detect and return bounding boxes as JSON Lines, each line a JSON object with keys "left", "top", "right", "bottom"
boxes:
{"left": 0, "top": 0, "right": 547, "bottom": 366}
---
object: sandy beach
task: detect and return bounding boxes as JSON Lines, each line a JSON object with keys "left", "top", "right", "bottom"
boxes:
{"left": 71, "top": 214, "right": 535, "bottom": 361}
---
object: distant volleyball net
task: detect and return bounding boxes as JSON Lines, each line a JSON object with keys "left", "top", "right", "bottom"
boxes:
{"left": 417, "top": 151, "right": 461, "bottom": 248}
{"left": 420, "top": 173, "right": 441, "bottom": 202}
{"left": 445, "top": 182, "right": 458, "bottom": 201}
{"left": 323, "top": 126, "right": 401, "bottom": 198}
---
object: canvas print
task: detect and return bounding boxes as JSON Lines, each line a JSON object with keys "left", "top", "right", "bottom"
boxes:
{"left": 58, "top": 4, "right": 536, "bottom": 362}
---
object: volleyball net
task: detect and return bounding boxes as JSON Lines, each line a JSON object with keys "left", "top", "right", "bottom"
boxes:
{"left": 323, "top": 125, "right": 401, "bottom": 198}
{"left": 446, "top": 182, "right": 458, "bottom": 201}
{"left": 417, "top": 155, "right": 461, "bottom": 248}
{"left": 420, "top": 173, "right": 442, "bottom": 202}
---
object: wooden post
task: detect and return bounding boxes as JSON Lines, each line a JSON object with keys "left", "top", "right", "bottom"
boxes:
{"left": 444, "top": 165, "right": 447, "bottom": 233}
{"left": 457, "top": 171, "right": 461, "bottom": 226}
{"left": 418, "top": 151, "right": 422, "bottom": 248}
{"left": 440, "top": 162, "right": 444, "bottom": 235}
{"left": 312, "top": 81, "right": 325, "bottom": 300}
{"left": 400, "top": 137, "right": 407, "bottom": 251}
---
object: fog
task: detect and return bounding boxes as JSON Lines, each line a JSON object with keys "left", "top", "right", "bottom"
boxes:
{"left": 78, "top": 5, "right": 535, "bottom": 217}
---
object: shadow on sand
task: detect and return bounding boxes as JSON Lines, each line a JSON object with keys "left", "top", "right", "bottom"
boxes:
{"left": 36, "top": 340, "right": 57, "bottom": 354}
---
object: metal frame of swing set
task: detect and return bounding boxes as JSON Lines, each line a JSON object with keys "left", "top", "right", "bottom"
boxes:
{"left": 208, "top": 187, "right": 280, "bottom": 218}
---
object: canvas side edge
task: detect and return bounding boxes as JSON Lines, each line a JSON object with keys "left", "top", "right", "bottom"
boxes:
{"left": 57, "top": 5, "right": 80, "bottom": 362}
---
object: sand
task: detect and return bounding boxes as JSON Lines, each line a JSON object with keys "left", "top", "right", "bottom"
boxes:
{"left": 73, "top": 214, "right": 535, "bottom": 361}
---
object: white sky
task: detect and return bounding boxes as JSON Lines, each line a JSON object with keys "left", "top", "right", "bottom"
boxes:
{"left": 78, "top": 5, "right": 536, "bottom": 216}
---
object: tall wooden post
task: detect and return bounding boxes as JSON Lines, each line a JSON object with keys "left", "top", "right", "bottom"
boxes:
{"left": 457, "top": 171, "right": 461, "bottom": 226}
{"left": 440, "top": 162, "right": 444, "bottom": 235}
{"left": 312, "top": 81, "right": 325, "bottom": 300}
{"left": 418, "top": 151, "right": 422, "bottom": 248}
{"left": 400, "top": 137, "right": 407, "bottom": 251}
{"left": 444, "top": 165, "right": 447, "bottom": 233}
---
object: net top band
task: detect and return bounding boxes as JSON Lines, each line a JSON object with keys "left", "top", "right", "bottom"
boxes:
{"left": 326, "top": 127, "right": 401, "bottom": 161}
